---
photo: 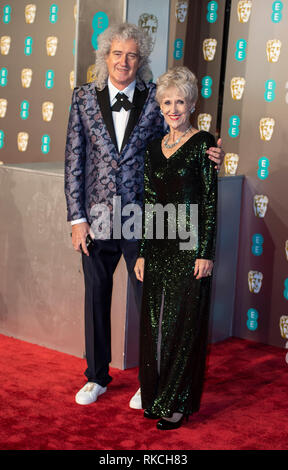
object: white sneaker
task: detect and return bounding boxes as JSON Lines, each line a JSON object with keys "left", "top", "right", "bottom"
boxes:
{"left": 129, "top": 387, "right": 142, "bottom": 409}
{"left": 75, "top": 382, "right": 107, "bottom": 405}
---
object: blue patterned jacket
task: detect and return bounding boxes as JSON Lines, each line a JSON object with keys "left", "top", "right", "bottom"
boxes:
{"left": 64, "top": 80, "right": 164, "bottom": 235}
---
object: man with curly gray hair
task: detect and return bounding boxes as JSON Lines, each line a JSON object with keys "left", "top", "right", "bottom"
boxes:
{"left": 65, "top": 22, "right": 223, "bottom": 407}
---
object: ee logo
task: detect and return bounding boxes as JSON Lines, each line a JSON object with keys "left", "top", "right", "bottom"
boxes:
{"left": 257, "top": 156, "right": 270, "bottom": 180}
{"left": 45, "top": 70, "right": 54, "bottom": 89}
{"left": 264, "top": 80, "right": 276, "bottom": 102}
{"left": 173, "top": 39, "right": 184, "bottom": 60}
{"left": 251, "top": 234, "right": 264, "bottom": 256}
{"left": 235, "top": 39, "right": 247, "bottom": 61}
{"left": 271, "top": 1, "right": 283, "bottom": 23}
{"left": 247, "top": 308, "right": 259, "bottom": 331}
{"left": 41, "top": 135, "right": 50, "bottom": 154}
{"left": 0, "top": 67, "right": 8, "bottom": 86}
{"left": 228, "top": 115, "right": 240, "bottom": 138}
{"left": 2, "top": 5, "right": 11, "bottom": 23}
{"left": 20, "top": 100, "right": 29, "bottom": 120}
{"left": 49, "top": 4, "right": 58, "bottom": 24}
{"left": 0, "top": 130, "right": 4, "bottom": 148}
{"left": 284, "top": 279, "right": 288, "bottom": 300}
{"left": 201, "top": 76, "right": 212, "bottom": 98}
{"left": 207, "top": 1, "right": 218, "bottom": 23}
{"left": 91, "top": 12, "right": 109, "bottom": 50}
{"left": 24, "top": 36, "right": 33, "bottom": 55}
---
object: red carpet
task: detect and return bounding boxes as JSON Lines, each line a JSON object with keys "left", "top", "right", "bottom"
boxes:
{"left": 0, "top": 334, "right": 287, "bottom": 450}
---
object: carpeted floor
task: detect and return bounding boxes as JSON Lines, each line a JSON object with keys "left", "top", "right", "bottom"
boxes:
{"left": 0, "top": 334, "right": 287, "bottom": 450}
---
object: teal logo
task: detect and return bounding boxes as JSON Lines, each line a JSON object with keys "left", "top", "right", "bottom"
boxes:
{"left": 73, "top": 39, "right": 75, "bottom": 56}
{"left": 271, "top": 1, "right": 283, "bottom": 23}
{"left": 264, "top": 80, "right": 276, "bottom": 102}
{"left": 45, "top": 70, "right": 54, "bottom": 89}
{"left": 20, "top": 100, "right": 29, "bottom": 120}
{"left": 235, "top": 39, "right": 247, "bottom": 61}
{"left": 228, "top": 115, "right": 240, "bottom": 138}
{"left": 247, "top": 308, "right": 259, "bottom": 331}
{"left": 91, "top": 12, "right": 109, "bottom": 50}
{"left": 257, "top": 157, "right": 270, "bottom": 180}
{"left": 0, "top": 130, "right": 4, "bottom": 148}
{"left": 207, "top": 1, "right": 218, "bottom": 23}
{"left": 284, "top": 279, "right": 288, "bottom": 300}
{"left": 41, "top": 135, "right": 50, "bottom": 154}
{"left": 173, "top": 39, "right": 184, "bottom": 60}
{"left": 3, "top": 5, "right": 11, "bottom": 23}
{"left": 24, "top": 36, "right": 33, "bottom": 55}
{"left": 49, "top": 4, "right": 58, "bottom": 23}
{"left": 0, "top": 67, "right": 8, "bottom": 86}
{"left": 252, "top": 234, "right": 264, "bottom": 256}
{"left": 201, "top": 76, "right": 212, "bottom": 98}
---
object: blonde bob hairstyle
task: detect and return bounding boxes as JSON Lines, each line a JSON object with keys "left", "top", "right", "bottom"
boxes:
{"left": 155, "top": 66, "right": 198, "bottom": 106}
{"left": 94, "top": 23, "right": 153, "bottom": 90}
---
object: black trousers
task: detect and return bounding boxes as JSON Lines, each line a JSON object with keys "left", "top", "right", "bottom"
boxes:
{"left": 81, "top": 239, "right": 141, "bottom": 387}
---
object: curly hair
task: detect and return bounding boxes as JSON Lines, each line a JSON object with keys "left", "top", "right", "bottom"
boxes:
{"left": 94, "top": 23, "right": 153, "bottom": 90}
{"left": 155, "top": 66, "right": 198, "bottom": 105}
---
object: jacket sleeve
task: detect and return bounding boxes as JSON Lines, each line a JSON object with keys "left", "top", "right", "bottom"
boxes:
{"left": 196, "top": 134, "right": 218, "bottom": 260}
{"left": 64, "top": 88, "right": 87, "bottom": 222}
{"left": 139, "top": 146, "right": 157, "bottom": 258}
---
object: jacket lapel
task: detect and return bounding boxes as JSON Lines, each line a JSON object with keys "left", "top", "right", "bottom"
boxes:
{"left": 96, "top": 86, "right": 118, "bottom": 150}
{"left": 120, "top": 85, "right": 149, "bottom": 152}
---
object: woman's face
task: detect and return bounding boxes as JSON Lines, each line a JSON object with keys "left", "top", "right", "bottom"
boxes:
{"left": 160, "top": 87, "right": 192, "bottom": 132}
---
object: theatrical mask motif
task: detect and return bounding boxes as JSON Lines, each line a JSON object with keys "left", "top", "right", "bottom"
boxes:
{"left": 0, "top": 36, "right": 11, "bottom": 55}
{"left": 266, "top": 39, "right": 281, "bottom": 63}
{"left": 17, "top": 132, "right": 29, "bottom": 152}
{"left": 280, "top": 316, "right": 288, "bottom": 338}
{"left": 138, "top": 14, "right": 158, "bottom": 50}
{"left": 70, "top": 71, "right": 75, "bottom": 90}
{"left": 197, "top": 113, "right": 212, "bottom": 132}
{"left": 87, "top": 65, "right": 97, "bottom": 83}
{"left": 175, "top": 1, "right": 188, "bottom": 23}
{"left": 231, "top": 77, "right": 246, "bottom": 100}
{"left": 253, "top": 195, "right": 268, "bottom": 218}
{"left": 285, "top": 240, "right": 288, "bottom": 261}
{"left": 248, "top": 270, "right": 263, "bottom": 294}
{"left": 46, "top": 36, "right": 58, "bottom": 56}
{"left": 74, "top": 4, "right": 77, "bottom": 22}
{"left": 203, "top": 38, "right": 217, "bottom": 61}
{"left": 25, "top": 4, "right": 36, "bottom": 24}
{"left": 224, "top": 153, "right": 239, "bottom": 176}
{"left": 0, "top": 99, "right": 7, "bottom": 118}
{"left": 259, "top": 117, "right": 275, "bottom": 141}
{"left": 21, "top": 68, "right": 33, "bottom": 88}
{"left": 42, "top": 102, "right": 54, "bottom": 122}
{"left": 237, "top": 1, "right": 252, "bottom": 23}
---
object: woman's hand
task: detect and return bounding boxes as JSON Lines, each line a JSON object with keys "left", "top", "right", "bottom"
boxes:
{"left": 194, "top": 259, "right": 214, "bottom": 279}
{"left": 134, "top": 257, "right": 145, "bottom": 282}
{"left": 206, "top": 138, "right": 224, "bottom": 170}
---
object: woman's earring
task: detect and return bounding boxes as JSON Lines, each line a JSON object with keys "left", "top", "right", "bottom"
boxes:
{"left": 160, "top": 109, "right": 163, "bottom": 116}
{"left": 190, "top": 106, "right": 195, "bottom": 114}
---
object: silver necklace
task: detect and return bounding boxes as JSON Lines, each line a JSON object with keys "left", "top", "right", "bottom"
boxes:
{"left": 163, "top": 125, "right": 192, "bottom": 149}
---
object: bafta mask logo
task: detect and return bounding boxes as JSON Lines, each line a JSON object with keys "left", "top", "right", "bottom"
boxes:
{"left": 248, "top": 270, "right": 263, "bottom": 294}
{"left": 253, "top": 195, "right": 268, "bottom": 218}
{"left": 197, "top": 113, "right": 212, "bottom": 132}
{"left": 87, "top": 64, "right": 97, "bottom": 83}
{"left": 280, "top": 316, "right": 288, "bottom": 339}
{"left": 237, "top": 1, "right": 252, "bottom": 23}
{"left": 259, "top": 117, "right": 275, "bottom": 141}
{"left": 285, "top": 240, "right": 288, "bottom": 261}
{"left": 224, "top": 153, "right": 239, "bottom": 176}
{"left": 138, "top": 14, "right": 158, "bottom": 51}
{"left": 21, "top": 68, "right": 33, "bottom": 88}
{"left": 0, "top": 36, "right": 11, "bottom": 55}
{"left": 203, "top": 38, "right": 217, "bottom": 61}
{"left": 42, "top": 102, "right": 54, "bottom": 122}
{"left": 266, "top": 39, "right": 281, "bottom": 63}
{"left": 70, "top": 70, "right": 75, "bottom": 90}
{"left": 17, "top": 132, "right": 29, "bottom": 152}
{"left": 25, "top": 4, "right": 36, "bottom": 24}
{"left": 231, "top": 77, "right": 246, "bottom": 100}
{"left": 175, "top": 1, "right": 188, "bottom": 23}
{"left": 0, "top": 98, "right": 8, "bottom": 118}
{"left": 74, "top": 4, "right": 77, "bottom": 22}
{"left": 46, "top": 36, "right": 58, "bottom": 56}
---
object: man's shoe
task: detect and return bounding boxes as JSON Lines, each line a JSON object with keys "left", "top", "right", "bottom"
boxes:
{"left": 75, "top": 382, "right": 107, "bottom": 405}
{"left": 129, "top": 387, "right": 142, "bottom": 409}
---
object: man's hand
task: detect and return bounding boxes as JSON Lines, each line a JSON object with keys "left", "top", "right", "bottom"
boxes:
{"left": 71, "top": 222, "right": 90, "bottom": 256}
{"left": 207, "top": 138, "right": 224, "bottom": 170}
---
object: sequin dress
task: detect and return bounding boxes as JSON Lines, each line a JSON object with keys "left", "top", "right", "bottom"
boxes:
{"left": 139, "top": 130, "right": 217, "bottom": 418}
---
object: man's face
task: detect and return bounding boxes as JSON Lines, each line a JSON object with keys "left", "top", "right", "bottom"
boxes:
{"left": 105, "top": 38, "right": 140, "bottom": 90}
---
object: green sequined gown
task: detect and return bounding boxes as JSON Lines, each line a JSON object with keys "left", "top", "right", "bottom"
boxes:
{"left": 139, "top": 130, "right": 217, "bottom": 418}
